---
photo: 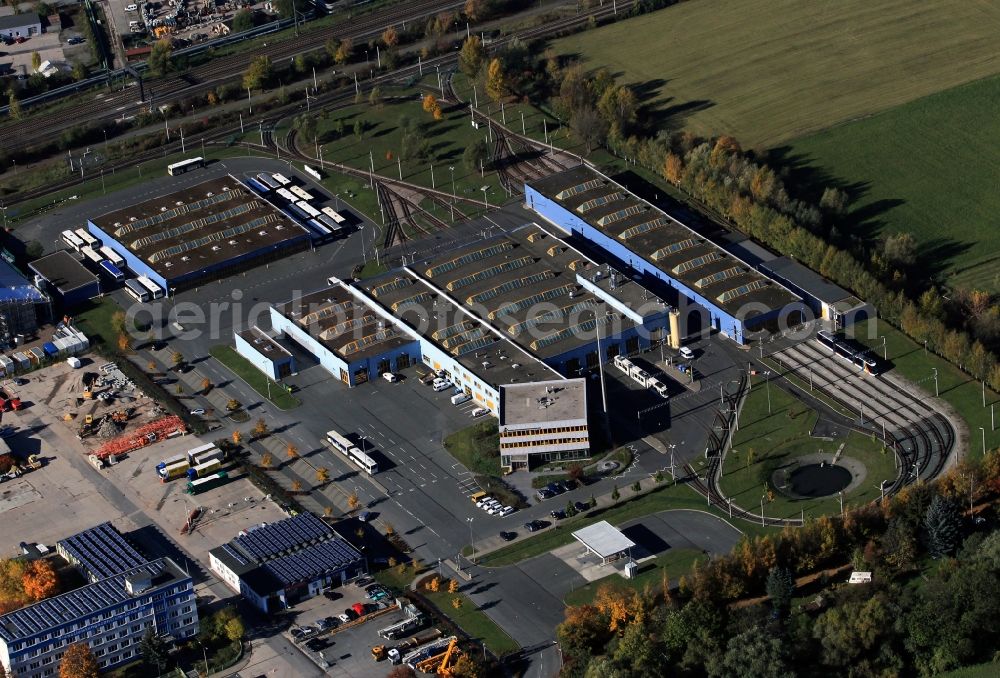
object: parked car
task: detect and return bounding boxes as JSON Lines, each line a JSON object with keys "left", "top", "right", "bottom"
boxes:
{"left": 189, "top": 408, "right": 205, "bottom": 415}
{"left": 323, "top": 590, "right": 341, "bottom": 601}
{"left": 125, "top": 3, "right": 138, "bottom": 10}
{"left": 290, "top": 628, "right": 306, "bottom": 640}
{"left": 499, "top": 531, "right": 516, "bottom": 542}
{"left": 574, "top": 501, "right": 590, "bottom": 513}
{"left": 314, "top": 618, "right": 331, "bottom": 631}
{"left": 679, "top": 346, "right": 695, "bottom": 360}
{"left": 355, "top": 576, "right": 373, "bottom": 587}
{"left": 562, "top": 479, "right": 578, "bottom": 491}
{"left": 499, "top": 506, "right": 514, "bottom": 516}
{"left": 358, "top": 511, "right": 372, "bottom": 522}
{"left": 67, "top": 36, "right": 85, "bottom": 44}
{"left": 546, "top": 482, "right": 565, "bottom": 496}
{"left": 471, "top": 407, "right": 489, "bottom": 417}
{"left": 550, "top": 509, "right": 566, "bottom": 520}
{"left": 337, "top": 613, "right": 352, "bottom": 624}
{"left": 382, "top": 372, "right": 398, "bottom": 382}
{"left": 524, "top": 521, "right": 542, "bottom": 533}
{"left": 535, "top": 488, "right": 554, "bottom": 501}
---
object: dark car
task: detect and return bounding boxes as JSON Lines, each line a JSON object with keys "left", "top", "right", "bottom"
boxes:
{"left": 324, "top": 590, "right": 341, "bottom": 601}
{"left": 524, "top": 520, "right": 544, "bottom": 533}
{"left": 550, "top": 509, "right": 566, "bottom": 520}
{"left": 562, "top": 479, "right": 578, "bottom": 491}
{"left": 575, "top": 501, "right": 590, "bottom": 513}
{"left": 343, "top": 608, "right": 359, "bottom": 621}
{"left": 499, "top": 530, "right": 516, "bottom": 542}
{"left": 535, "top": 488, "right": 554, "bottom": 501}
{"left": 546, "top": 483, "right": 564, "bottom": 496}
{"left": 364, "top": 583, "right": 382, "bottom": 592}
{"left": 355, "top": 576, "right": 373, "bottom": 587}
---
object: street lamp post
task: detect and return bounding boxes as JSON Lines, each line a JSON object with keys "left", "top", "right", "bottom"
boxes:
{"left": 980, "top": 427, "right": 986, "bottom": 456}
{"left": 668, "top": 444, "right": 676, "bottom": 482}
{"left": 467, "top": 517, "right": 475, "bottom": 564}
{"left": 764, "top": 371, "right": 772, "bottom": 414}
{"left": 449, "top": 166, "right": 456, "bottom": 203}
{"left": 932, "top": 368, "right": 939, "bottom": 397}
{"left": 481, "top": 186, "right": 489, "bottom": 211}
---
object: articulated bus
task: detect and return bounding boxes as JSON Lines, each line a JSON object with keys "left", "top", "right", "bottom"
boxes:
{"left": 325, "top": 429, "right": 378, "bottom": 475}
{"left": 124, "top": 279, "right": 150, "bottom": 302}
{"left": 167, "top": 157, "right": 205, "bottom": 176}
{"left": 61, "top": 230, "right": 84, "bottom": 251}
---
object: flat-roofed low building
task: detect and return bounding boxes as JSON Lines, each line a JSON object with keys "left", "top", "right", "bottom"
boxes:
{"left": 572, "top": 520, "right": 635, "bottom": 565}
{"left": 208, "top": 512, "right": 366, "bottom": 613}
{"left": 499, "top": 378, "right": 589, "bottom": 471}
{"left": 0, "top": 522, "right": 198, "bottom": 678}
{"left": 87, "top": 176, "right": 311, "bottom": 291}
{"left": 29, "top": 251, "right": 100, "bottom": 308}
{"left": 234, "top": 326, "right": 295, "bottom": 380}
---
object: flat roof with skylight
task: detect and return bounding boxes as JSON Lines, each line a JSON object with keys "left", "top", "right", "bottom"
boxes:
{"left": 500, "top": 378, "right": 587, "bottom": 428}
{"left": 89, "top": 176, "right": 309, "bottom": 281}
{"left": 529, "top": 166, "right": 799, "bottom": 318}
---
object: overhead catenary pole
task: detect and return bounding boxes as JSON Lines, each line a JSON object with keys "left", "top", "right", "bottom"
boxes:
{"left": 247, "top": 87, "right": 252, "bottom": 115}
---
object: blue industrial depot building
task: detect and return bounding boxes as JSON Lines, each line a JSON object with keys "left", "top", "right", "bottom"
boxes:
{"left": 524, "top": 167, "right": 805, "bottom": 344}
{"left": 87, "top": 176, "right": 311, "bottom": 291}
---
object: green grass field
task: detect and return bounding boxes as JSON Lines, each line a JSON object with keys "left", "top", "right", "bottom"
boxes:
{"left": 851, "top": 318, "right": 1000, "bottom": 458}
{"left": 563, "top": 548, "right": 705, "bottom": 607}
{"left": 555, "top": 0, "right": 1000, "bottom": 148}
{"left": 208, "top": 345, "right": 300, "bottom": 410}
{"left": 722, "top": 381, "right": 896, "bottom": 520}
{"left": 787, "top": 73, "right": 1000, "bottom": 292}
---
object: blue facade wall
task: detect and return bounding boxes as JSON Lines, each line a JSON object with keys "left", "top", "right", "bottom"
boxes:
{"left": 87, "top": 221, "right": 309, "bottom": 290}
{"left": 87, "top": 221, "right": 168, "bottom": 291}
{"left": 234, "top": 332, "right": 294, "bottom": 381}
{"left": 61, "top": 281, "right": 101, "bottom": 308}
{"left": 270, "top": 307, "right": 420, "bottom": 387}
{"left": 525, "top": 186, "right": 750, "bottom": 344}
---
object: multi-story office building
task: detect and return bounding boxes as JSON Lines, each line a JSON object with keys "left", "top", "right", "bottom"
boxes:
{"left": 499, "top": 378, "right": 590, "bottom": 470}
{"left": 0, "top": 523, "right": 198, "bottom": 677}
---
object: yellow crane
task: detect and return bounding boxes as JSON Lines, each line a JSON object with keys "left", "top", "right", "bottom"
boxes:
{"left": 415, "top": 638, "right": 460, "bottom": 675}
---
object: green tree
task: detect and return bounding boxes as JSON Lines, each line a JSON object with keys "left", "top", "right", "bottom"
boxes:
{"left": 31, "top": 51, "right": 41, "bottom": 73}
{"left": 765, "top": 566, "right": 794, "bottom": 612}
{"left": 707, "top": 626, "right": 793, "bottom": 678}
{"left": 139, "top": 629, "right": 169, "bottom": 672}
{"left": 297, "top": 115, "right": 317, "bottom": 144}
{"left": 924, "top": 494, "right": 961, "bottom": 558}
{"left": 147, "top": 39, "right": 172, "bottom": 78}
{"left": 224, "top": 616, "right": 245, "bottom": 642}
{"left": 368, "top": 85, "right": 382, "bottom": 109}
{"left": 334, "top": 37, "right": 353, "bottom": 65}
{"left": 353, "top": 119, "right": 364, "bottom": 139}
{"left": 883, "top": 231, "right": 918, "bottom": 268}
{"left": 293, "top": 53, "right": 307, "bottom": 74}
{"left": 232, "top": 8, "right": 254, "bottom": 32}
{"left": 597, "top": 85, "right": 638, "bottom": 135}
{"left": 71, "top": 62, "right": 89, "bottom": 81}
{"left": 570, "top": 105, "right": 608, "bottom": 154}
{"left": 463, "top": 137, "right": 489, "bottom": 172}
{"left": 242, "top": 55, "right": 273, "bottom": 91}
{"left": 8, "top": 89, "right": 22, "bottom": 121}
{"left": 611, "top": 484, "right": 620, "bottom": 503}
{"left": 458, "top": 36, "right": 485, "bottom": 78}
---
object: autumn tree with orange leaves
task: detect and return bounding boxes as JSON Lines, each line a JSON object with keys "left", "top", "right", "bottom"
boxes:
{"left": 23, "top": 560, "right": 59, "bottom": 601}
{"left": 59, "top": 642, "right": 99, "bottom": 678}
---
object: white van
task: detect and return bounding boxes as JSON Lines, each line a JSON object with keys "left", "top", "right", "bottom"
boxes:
{"left": 382, "top": 372, "right": 398, "bottom": 383}
{"left": 451, "top": 393, "right": 471, "bottom": 405}
{"left": 679, "top": 346, "right": 695, "bottom": 360}
{"left": 433, "top": 381, "right": 451, "bottom": 392}
{"left": 471, "top": 407, "right": 489, "bottom": 418}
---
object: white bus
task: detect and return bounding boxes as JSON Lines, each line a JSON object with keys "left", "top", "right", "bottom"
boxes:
{"left": 348, "top": 447, "right": 379, "bottom": 475}
{"left": 61, "top": 230, "right": 84, "bottom": 251}
{"left": 296, "top": 201, "right": 321, "bottom": 218}
{"left": 124, "top": 279, "right": 151, "bottom": 302}
{"left": 99, "top": 246, "right": 125, "bottom": 268}
{"left": 75, "top": 228, "right": 99, "bottom": 249}
{"left": 276, "top": 187, "right": 296, "bottom": 203}
{"left": 80, "top": 246, "right": 104, "bottom": 265}
{"left": 325, "top": 429, "right": 354, "bottom": 456}
{"left": 289, "top": 185, "right": 313, "bottom": 202}
{"left": 137, "top": 276, "right": 164, "bottom": 299}
{"left": 316, "top": 214, "right": 343, "bottom": 235}
{"left": 167, "top": 157, "right": 205, "bottom": 176}
{"left": 321, "top": 206, "right": 346, "bottom": 224}
{"left": 271, "top": 173, "right": 291, "bottom": 187}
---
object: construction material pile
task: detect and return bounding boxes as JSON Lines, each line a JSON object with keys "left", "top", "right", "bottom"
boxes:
{"left": 92, "top": 416, "right": 186, "bottom": 460}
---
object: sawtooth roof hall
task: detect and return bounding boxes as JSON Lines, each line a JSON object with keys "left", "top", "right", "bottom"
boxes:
{"left": 525, "top": 166, "right": 805, "bottom": 344}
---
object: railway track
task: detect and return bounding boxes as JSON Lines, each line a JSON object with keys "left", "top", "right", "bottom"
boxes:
{"left": 0, "top": 0, "right": 468, "bottom": 152}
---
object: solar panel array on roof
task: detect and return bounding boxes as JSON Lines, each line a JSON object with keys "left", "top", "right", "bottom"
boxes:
{"left": 232, "top": 512, "right": 333, "bottom": 562}
{"left": 0, "top": 561, "right": 165, "bottom": 642}
{"left": 262, "top": 539, "right": 362, "bottom": 586}
{"left": 57, "top": 522, "right": 148, "bottom": 582}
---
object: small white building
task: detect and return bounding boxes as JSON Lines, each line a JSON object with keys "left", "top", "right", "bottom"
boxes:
{"left": 0, "top": 13, "right": 41, "bottom": 40}
{"left": 573, "top": 520, "right": 635, "bottom": 565}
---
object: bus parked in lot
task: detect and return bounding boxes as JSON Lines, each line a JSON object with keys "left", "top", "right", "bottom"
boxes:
{"left": 124, "top": 279, "right": 150, "bottom": 302}
{"left": 325, "top": 429, "right": 379, "bottom": 475}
